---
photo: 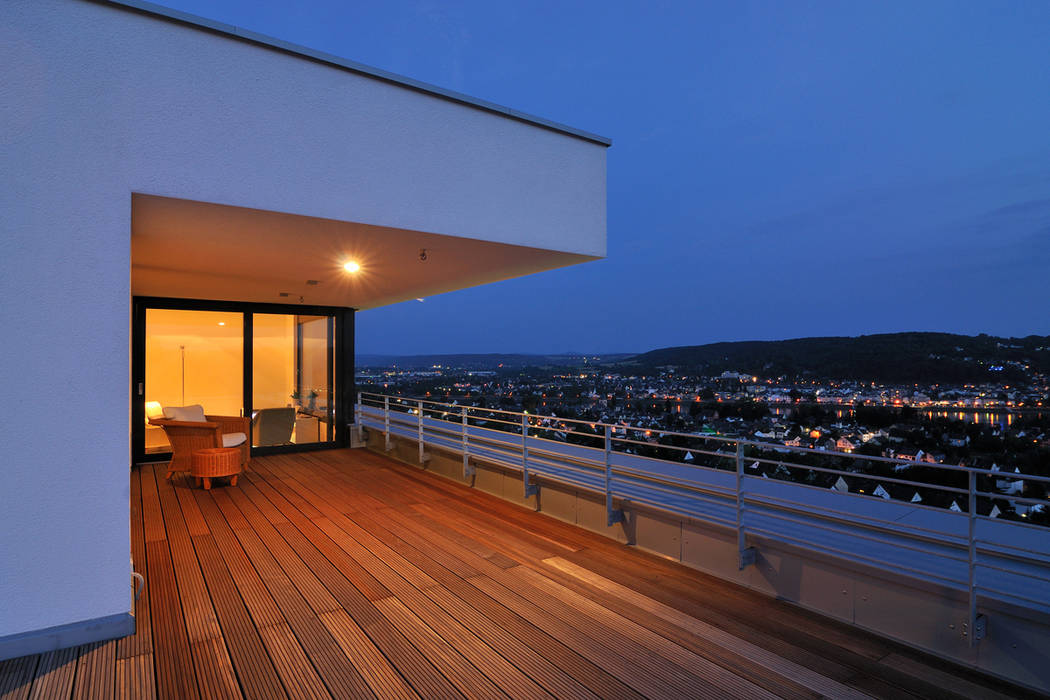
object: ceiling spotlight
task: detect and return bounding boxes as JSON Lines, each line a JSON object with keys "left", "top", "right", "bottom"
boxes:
{"left": 419, "top": 248, "right": 428, "bottom": 262}
{"left": 343, "top": 260, "right": 361, "bottom": 273}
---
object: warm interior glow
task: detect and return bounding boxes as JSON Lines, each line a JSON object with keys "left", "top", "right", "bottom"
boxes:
{"left": 252, "top": 313, "right": 334, "bottom": 446}
{"left": 144, "top": 309, "right": 243, "bottom": 452}
{"left": 144, "top": 308, "right": 335, "bottom": 453}
{"left": 343, "top": 260, "right": 361, "bottom": 273}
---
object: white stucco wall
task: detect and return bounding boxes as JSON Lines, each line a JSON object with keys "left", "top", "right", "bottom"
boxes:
{"left": 0, "top": 0, "right": 606, "bottom": 640}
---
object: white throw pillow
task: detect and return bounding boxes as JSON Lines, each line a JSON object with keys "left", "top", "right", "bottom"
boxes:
{"left": 166, "top": 404, "right": 207, "bottom": 422}
{"left": 222, "top": 432, "right": 247, "bottom": 448}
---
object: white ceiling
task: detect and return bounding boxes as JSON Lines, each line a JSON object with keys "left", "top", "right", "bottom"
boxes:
{"left": 131, "top": 194, "right": 597, "bottom": 309}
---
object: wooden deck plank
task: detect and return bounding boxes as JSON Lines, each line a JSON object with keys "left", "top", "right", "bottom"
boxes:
{"left": 231, "top": 481, "right": 391, "bottom": 603}
{"left": 70, "top": 640, "right": 116, "bottom": 700}
{"left": 155, "top": 473, "right": 225, "bottom": 645}
{"left": 189, "top": 534, "right": 286, "bottom": 700}
{"left": 372, "top": 598, "right": 508, "bottom": 700}
{"left": 208, "top": 484, "right": 376, "bottom": 699}
{"left": 318, "top": 610, "right": 421, "bottom": 700}
{"left": 355, "top": 505, "right": 695, "bottom": 698}
{"left": 251, "top": 460, "right": 441, "bottom": 592}
{"left": 256, "top": 626, "right": 332, "bottom": 700}
{"left": 114, "top": 654, "right": 155, "bottom": 700}
{"left": 191, "top": 486, "right": 334, "bottom": 699}
{"left": 250, "top": 466, "right": 610, "bottom": 699}
{"left": 191, "top": 488, "right": 287, "bottom": 630}
{"left": 144, "top": 539, "right": 199, "bottom": 699}
{"left": 218, "top": 489, "right": 344, "bottom": 614}
{"left": 8, "top": 451, "right": 1031, "bottom": 700}
{"left": 232, "top": 465, "right": 470, "bottom": 699}
{"left": 540, "top": 555, "right": 852, "bottom": 699}
{"left": 512, "top": 564, "right": 783, "bottom": 700}
{"left": 0, "top": 654, "right": 37, "bottom": 700}
{"left": 26, "top": 647, "right": 77, "bottom": 700}
{"left": 152, "top": 471, "right": 243, "bottom": 700}
{"left": 328, "top": 508, "right": 639, "bottom": 699}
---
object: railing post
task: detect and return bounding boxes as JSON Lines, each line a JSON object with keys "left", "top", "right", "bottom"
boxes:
{"left": 967, "top": 469, "right": 985, "bottom": 645}
{"left": 462, "top": 406, "right": 473, "bottom": 480}
{"left": 737, "top": 440, "right": 755, "bottom": 569}
{"left": 355, "top": 391, "right": 362, "bottom": 428}
{"left": 417, "top": 399, "right": 424, "bottom": 465}
{"left": 522, "top": 413, "right": 538, "bottom": 499}
{"left": 605, "top": 425, "right": 623, "bottom": 526}
{"left": 383, "top": 396, "right": 391, "bottom": 452}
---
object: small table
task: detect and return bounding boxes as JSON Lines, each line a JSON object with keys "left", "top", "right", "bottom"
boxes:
{"left": 191, "top": 447, "right": 242, "bottom": 490}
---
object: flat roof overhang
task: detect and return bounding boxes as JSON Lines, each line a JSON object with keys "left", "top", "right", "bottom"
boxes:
{"left": 100, "top": 0, "right": 611, "bottom": 148}
{"left": 131, "top": 194, "right": 600, "bottom": 309}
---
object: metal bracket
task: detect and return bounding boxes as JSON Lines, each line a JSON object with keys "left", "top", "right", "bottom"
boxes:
{"left": 463, "top": 455, "right": 474, "bottom": 480}
{"left": 132, "top": 571, "right": 145, "bottom": 600}
{"left": 607, "top": 508, "right": 625, "bottom": 527}
{"left": 738, "top": 546, "right": 757, "bottom": 570}
{"left": 524, "top": 482, "right": 539, "bottom": 498}
{"left": 965, "top": 614, "right": 987, "bottom": 644}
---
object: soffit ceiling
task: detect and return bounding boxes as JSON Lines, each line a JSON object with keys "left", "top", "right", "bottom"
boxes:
{"left": 131, "top": 194, "right": 596, "bottom": 309}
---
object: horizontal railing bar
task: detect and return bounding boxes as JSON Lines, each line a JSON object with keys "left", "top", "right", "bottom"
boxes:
{"left": 974, "top": 490, "right": 1050, "bottom": 508}
{"left": 974, "top": 539, "right": 1050, "bottom": 563}
{"left": 747, "top": 486, "right": 974, "bottom": 541}
{"left": 748, "top": 457, "right": 971, "bottom": 496}
{"left": 610, "top": 465, "right": 737, "bottom": 500}
{"left": 613, "top": 470, "right": 737, "bottom": 505}
{"left": 750, "top": 506, "right": 971, "bottom": 564}
{"left": 973, "top": 586, "right": 1050, "bottom": 611}
{"left": 744, "top": 525, "right": 968, "bottom": 590}
{"left": 614, "top": 495, "right": 739, "bottom": 530}
{"left": 975, "top": 560, "right": 1050, "bottom": 584}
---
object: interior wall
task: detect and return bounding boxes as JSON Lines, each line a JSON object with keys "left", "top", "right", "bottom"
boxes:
{"left": 0, "top": 0, "right": 605, "bottom": 643}
{"left": 145, "top": 309, "right": 244, "bottom": 418}
{"left": 252, "top": 314, "right": 296, "bottom": 411}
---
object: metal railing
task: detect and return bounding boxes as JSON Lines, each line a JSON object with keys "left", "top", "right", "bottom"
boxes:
{"left": 356, "top": 392, "right": 1050, "bottom": 644}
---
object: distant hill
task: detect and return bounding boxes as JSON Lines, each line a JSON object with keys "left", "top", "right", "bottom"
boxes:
{"left": 622, "top": 332, "right": 1050, "bottom": 383}
{"left": 356, "top": 352, "right": 634, "bottom": 370}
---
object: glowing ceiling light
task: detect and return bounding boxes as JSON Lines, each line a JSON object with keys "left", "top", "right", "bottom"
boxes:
{"left": 343, "top": 260, "right": 361, "bottom": 273}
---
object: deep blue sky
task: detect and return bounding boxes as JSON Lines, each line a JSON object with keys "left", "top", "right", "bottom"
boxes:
{"left": 163, "top": 0, "right": 1050, "bottom": 354}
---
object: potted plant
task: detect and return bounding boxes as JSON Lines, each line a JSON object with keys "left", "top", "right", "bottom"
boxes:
{"left": 308, "top": 389, "right": 319, "bottom": 411}
{"left": 290, "top": 390, "right": 301, "bottom": 408}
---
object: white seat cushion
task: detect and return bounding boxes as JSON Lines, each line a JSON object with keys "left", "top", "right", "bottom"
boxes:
{"left": 222, "top": 432, "right": 247, "bottom": 448}
{"left": 164, "top": 404, "right": 207, "bottom": 422}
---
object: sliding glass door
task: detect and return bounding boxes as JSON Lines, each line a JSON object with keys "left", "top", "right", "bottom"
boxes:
{"left": 143, "top": 309, "right": 244, "bottom": 456}
{"left": 132, "top": 298, "right": 353, "bottom": 465}
{"left": 251, "top": 313, "right": 334, "bottom": 447}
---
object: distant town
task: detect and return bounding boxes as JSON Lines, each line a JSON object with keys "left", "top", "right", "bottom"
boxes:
{"left": 356, "top": 333, "right": 1050, "bottom": 525}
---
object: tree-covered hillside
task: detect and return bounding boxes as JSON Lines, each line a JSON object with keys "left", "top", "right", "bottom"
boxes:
{"left": 622, "top": 332, "right": 1050, "bottom": 383}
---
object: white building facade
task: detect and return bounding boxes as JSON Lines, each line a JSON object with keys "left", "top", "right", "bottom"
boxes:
{"left": 0, "top": 0, "right": 608, "bottom": 656}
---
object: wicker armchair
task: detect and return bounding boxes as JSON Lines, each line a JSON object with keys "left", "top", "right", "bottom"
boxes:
{"left": 149, "top": 414, "right": 250, "bottom": 479}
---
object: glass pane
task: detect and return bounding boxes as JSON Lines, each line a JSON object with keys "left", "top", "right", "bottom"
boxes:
{"left": 252, "top": 313, "right": 334, "bottom": 446}
{"left": 144, "top": 309, "right": 244, "bottom": 454}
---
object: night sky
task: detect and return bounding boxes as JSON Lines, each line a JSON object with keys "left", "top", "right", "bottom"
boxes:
{"left": 161, "top": 0, "right": 1050, "bottom": 354}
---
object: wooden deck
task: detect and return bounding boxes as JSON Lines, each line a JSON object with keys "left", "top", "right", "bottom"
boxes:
{"left": 0, "top": 449, "right": 1037, "bottom": 699}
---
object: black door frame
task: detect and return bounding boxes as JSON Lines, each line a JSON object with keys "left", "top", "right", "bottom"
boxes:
{"left": 132, "top": 296, "right": 355, "bottom": 465}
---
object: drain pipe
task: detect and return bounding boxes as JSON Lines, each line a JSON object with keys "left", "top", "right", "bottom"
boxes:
{"left": 132, "top": 571, "right": 145, "bottom": 600}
